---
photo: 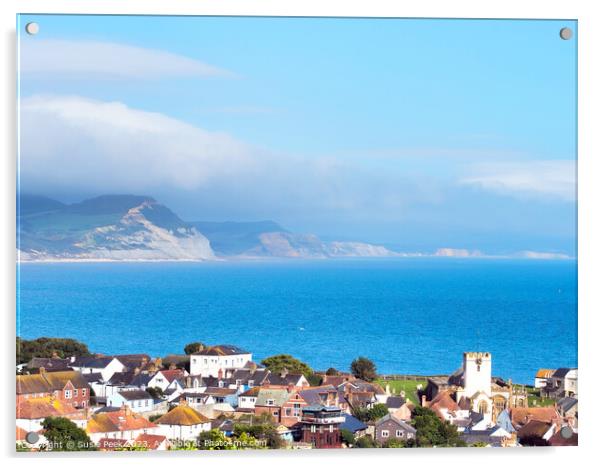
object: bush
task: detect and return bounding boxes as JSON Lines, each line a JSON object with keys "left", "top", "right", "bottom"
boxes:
{"left": 383, "top": 438, "right": 406, "bottom": 448}
{"left": 340, "top": 428, "right": 356, "bottom": 446}
{"left": 354, "top": 435, "right": 378, "bottom": 448}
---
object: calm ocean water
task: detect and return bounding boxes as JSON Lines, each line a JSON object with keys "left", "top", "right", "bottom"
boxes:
{"left": 17, "top": 259, "right": 577, "bottom": 384}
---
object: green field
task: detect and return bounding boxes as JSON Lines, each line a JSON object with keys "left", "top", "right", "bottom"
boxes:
{"left": 375, "top": 378, "right": 426, "bottom": 405}
{"left": 523, "top": 386, "right": 556, "bottom": 407}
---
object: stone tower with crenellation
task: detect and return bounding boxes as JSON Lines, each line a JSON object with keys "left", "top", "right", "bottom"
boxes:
{"left": 462, "top": 351, "right": 492, "bottom": 398}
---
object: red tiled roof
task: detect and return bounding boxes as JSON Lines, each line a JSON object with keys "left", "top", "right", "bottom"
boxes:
{"left": 428, "top": 391, "right": 460, "bottom": 419}
{"left": 158, "top": 369, "right": 185, "bottom": 383}
{"left": 135, "top": 433, "right": 166, "bottom": 450}
{"left": 16, "top": 397, "right": 80, "bottom": 419}
{"left": 87, "top": 407, "right": 157, "bottom": 433}
{"left": 510, "top": 407, "right": 560, "bottom": 427}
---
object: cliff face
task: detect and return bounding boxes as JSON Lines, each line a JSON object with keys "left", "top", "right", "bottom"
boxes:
{"left": 18, "top": 194, "right": 399, "bottom": 261}
{"left": 18, "top": 195, "right": 215, "bottom": 261}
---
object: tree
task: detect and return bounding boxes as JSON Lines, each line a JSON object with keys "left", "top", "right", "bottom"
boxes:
{"left": 340, "top": 428, "right": 356, "bottom": 446}
{"left": 146, "top": 386, "right": 164, "bottom": 399}
{"left": 41, "top": 417, "right": 97, "bottom": 451}
{"left": 306, "top": 373, "right": 322, "bottom": 386}
{"left": 350, "top": 357, "right": 377, "bottom": 382}
{"left": 352, "top": 403, "right": 390, "bottom": 422}
{"left": 411, "top": 406, "right": 466, "bottom": 447}
{"left": 16, "top": 337, "right": 91, "bottom": 365}
{"left": 184, "top": 342, "right": 204, "bottom": 355}
{"left": 260, "top": 354, "right": 314, "bottom": 379}
{"left": 369, "top": 403, "right": 389, "bottom": 420}
{"left": 325, "top": 367, "right": 339, "bottom": 376}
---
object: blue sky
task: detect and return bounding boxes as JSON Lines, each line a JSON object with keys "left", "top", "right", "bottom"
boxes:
{"left": 17, "top": 15, "right": 577, "bottom": 255}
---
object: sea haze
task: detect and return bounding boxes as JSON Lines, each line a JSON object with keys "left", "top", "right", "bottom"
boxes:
{"left": 17, "top": 258, "right": 577, "bottom": 384}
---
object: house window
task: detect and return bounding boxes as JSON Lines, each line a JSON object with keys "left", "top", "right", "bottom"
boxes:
{"left": 329, "top": 425, "right": 334, "bottom": 433}
{"left": 396, "top": 430, "right": 404, "bottom": 438}
{"left": 73, "top": 389, "right": 78, "bottom": 397}
{"left": 248, "top": 381, "right": 254, "bottom": 387}
{"left": 82, "top": 389, "right": 87, "bottom": 397}
{"left": 381, "top": 430, "right": 389, "bottom": 438}
{"left": 310, "top": 425, "right": 316, "bottom": 433}
{"left": 65, "top": 390, "right": 72, "bottom": 399}
{"left": 267, "top": 399, "right": 275, "bottom": 406}
{"left": 285, "top": 408, "right": 291, "bottom": 416}
{"left": 273, "top": 411, "right": 278, "bottom": 417}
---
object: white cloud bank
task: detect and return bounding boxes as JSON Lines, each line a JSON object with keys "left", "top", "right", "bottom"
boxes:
{"left": 460, "top": 161, "right": 576, "bottom": 201}
{"left": 20, "top": 39, "right": 235, "bottom": 79}
{"left": 20, "top": 95, "right": 254, "bottom": 192}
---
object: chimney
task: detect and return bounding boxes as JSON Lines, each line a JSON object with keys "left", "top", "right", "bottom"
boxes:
{"left": 169, "top": 362, "right": 177, "bottom": 370}
{"left": 51, "top": 351, "right": 59, "bottom": 359}
{"left": 421, "top": 395, "right": 427, "bottom": 407}
{"left": 280, "top": 368, "right": 289, "bottom": 378}
{"left": 39, "top": 366, "right": 46, "bottom": 374}
{"left": 218, "top": 368, "right": 223, "bottom": 380}
{"left": 134, "top": 367, "right": 140, "bottom": 375}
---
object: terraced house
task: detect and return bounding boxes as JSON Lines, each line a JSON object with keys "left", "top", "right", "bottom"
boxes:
{"left": 16, "top": 368, "right": 91, "bottom": 408}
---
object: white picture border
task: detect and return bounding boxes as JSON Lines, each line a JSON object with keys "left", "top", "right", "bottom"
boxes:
{"left": 2, "top": 1, "right": 599, "bottom": 465}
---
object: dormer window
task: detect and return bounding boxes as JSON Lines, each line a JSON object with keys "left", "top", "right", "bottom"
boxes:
{"left": 267, "top": 399, "right": 275, "bottom": 406}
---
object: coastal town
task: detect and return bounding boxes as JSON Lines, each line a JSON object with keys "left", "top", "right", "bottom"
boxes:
{"left": 16, "top": 340, "right": 578, "bottom": 451}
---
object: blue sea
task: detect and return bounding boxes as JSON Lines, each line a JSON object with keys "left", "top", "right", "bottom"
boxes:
{"left": 17, "top": 259, "right": 577, "bottom": 384}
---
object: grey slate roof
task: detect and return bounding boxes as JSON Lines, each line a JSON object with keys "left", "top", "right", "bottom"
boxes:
{"left": 82, "top": 372, "right": 104, "bottom": 384}
{"left": 461, "top": 428, "right": 505, "bottom": 447}
{"left": 118, "top": 389, "right": 153, "bottom": 401}
{"left": 557, "top": 396, "right": 578, "bottom": 412}
{"left": 71, "top": 356, "right": 115, "bottom": 369}
{"left": 28, "top": 357, "right": 72, "bottom": 372}
{"left": 385, "top": 396, "right": 406, "bottom": 409}
{"left": 553, "top": 368, "right": 575, "bottom": 378}
{"left": 374, "top": 414, "right": 417, "bottom": 433}
{"left": 266, "top": 372, "right": 306, "bottom": 386}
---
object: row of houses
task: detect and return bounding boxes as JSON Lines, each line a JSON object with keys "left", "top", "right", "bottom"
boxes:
{"left": 16, "top": 346, "right": 578, "bottom": 450}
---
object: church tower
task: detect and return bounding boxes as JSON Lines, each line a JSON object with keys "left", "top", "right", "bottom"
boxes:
{"left": 462, "top": 352, "right": 492, "bottom": 398}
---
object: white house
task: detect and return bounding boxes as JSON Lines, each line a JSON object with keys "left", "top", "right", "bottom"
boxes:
{"left": 238, "top": 386, "right": 260, "bottom": 411}
{"left": 180, "top": 392, "right": 217, "bottom": 411}
{"left": 189, "top": 345, "right": 252, "bottom": 377}
{"left": 551, "top": 368, "right": 578, "bottom": 398}
{"left": 155, "top": 404, "right": 211, "bottom": 441}
{"left": 148, "top": 369, "right": 187, "bottom": 392}
{"left": 107, "top": 389, "right": 155, "bottom": 413}
{"left": 70, "top": 356, "right": 126, "bottom": 383}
